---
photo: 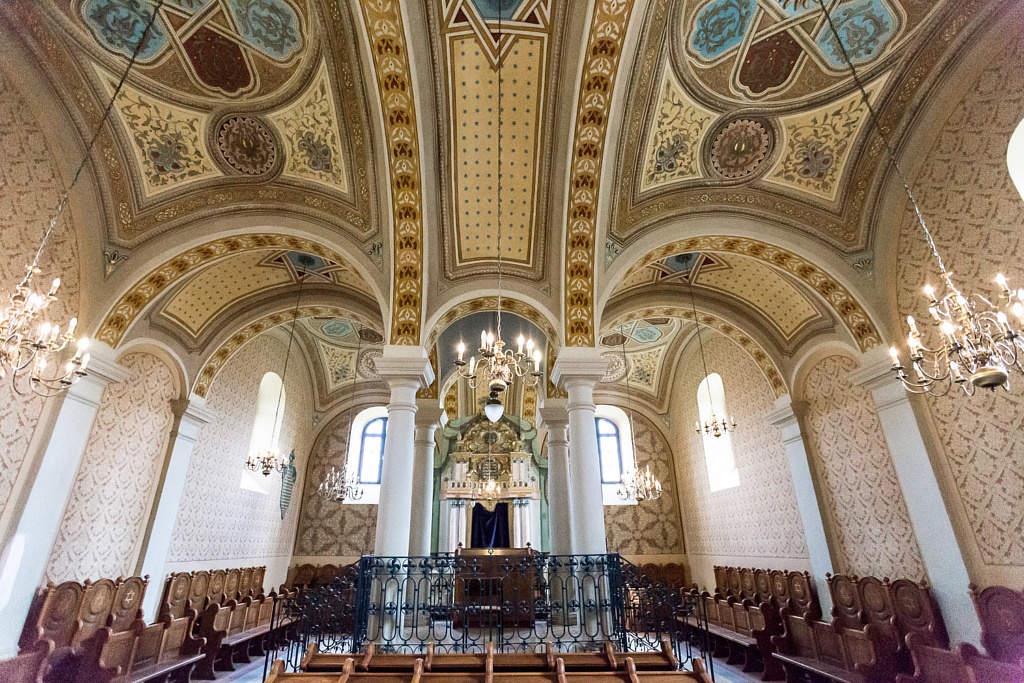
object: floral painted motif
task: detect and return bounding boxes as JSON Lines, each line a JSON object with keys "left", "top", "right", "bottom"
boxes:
{"left": 710, "top": 118, "right": 772, "bottom": 179}
{"left": 641, "top": 71, "right": 714, "bottom": 190}
{"left": 687, "top": 0, "right": 900, "bottom": 97}
{"left": 217, "top": 116, "right": 278, "bottom": 175}
{"left": 83, "top": 0, "right": 168, "bottom": 60}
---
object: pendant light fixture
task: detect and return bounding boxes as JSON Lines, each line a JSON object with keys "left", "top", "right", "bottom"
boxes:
{"left": 452, "top": 0, "right": 542, "bottom": 421}
{"left": 246, "top": 270, "right": 305, "bottom": 476}
{"left": 318, "top": 321, "right": 366, "bottom": 503}
{"left": 1, "top": 1, "right": 166, "bottom": 397}
{"left": 615, "top": 329, "right": 662, "bottom": 502}
{"left": 689, "top": 287, "right": 736, "bottom": 438}
{"left": 811, "top": 0, "right": 1024, "bottom": 396}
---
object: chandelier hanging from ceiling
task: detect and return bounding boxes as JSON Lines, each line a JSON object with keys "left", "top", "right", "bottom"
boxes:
{"left": 1, "top": 2, "right": 167, "bottom": 396}
{"left": 318, "top": 322, "right": 366, "bottom": 502}
{"left": 808, "top": 0, "right": 1024, "bottom": 397}
{"left": 689, "top": 288, "right": 736, "bottom": 438}
{"left": 246, "top": 271, "right": 304, "bottom": 477}
{"left": 452, "top": 4, "right": 541, "bottom": 423}
{"left": 614, "top": 328, "right": 662, "bottom": 502}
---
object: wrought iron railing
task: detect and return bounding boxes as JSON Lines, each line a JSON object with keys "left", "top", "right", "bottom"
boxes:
{"left": 264, "top": 553, "right": 711, "bottom": 675}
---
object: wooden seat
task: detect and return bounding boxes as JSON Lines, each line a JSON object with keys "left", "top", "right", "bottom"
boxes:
{"left": 770, "top": 610, "right": 895, "bottom": 683}
{"left": 73, "top": 611, "right": 204, "bottom": 683}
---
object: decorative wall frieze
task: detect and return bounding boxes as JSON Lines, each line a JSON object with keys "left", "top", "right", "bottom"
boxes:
{"left": 356, "top": 0, "right": 424, "bottom": 346}
{"left": 563, "top": 0, "right": 637, "bottom": 347}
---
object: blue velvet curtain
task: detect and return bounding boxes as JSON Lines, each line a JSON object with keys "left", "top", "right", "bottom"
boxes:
{"left": 471, "top": 502, "right": 510, "bottom": 548}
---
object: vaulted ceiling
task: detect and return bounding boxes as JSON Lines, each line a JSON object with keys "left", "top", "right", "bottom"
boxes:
{"left": 1, "top": 0, "right": 1011, "bottom": 411}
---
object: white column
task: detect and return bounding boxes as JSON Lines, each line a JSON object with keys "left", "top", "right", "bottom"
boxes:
{"left": 848, "top": 347, "right": 980, "bottom": 646}
{"left": 372, "top": 346, "right": 434, "bottom": 557}
{"left": 448, "top": 500, "right": 467, "bottom": 551}
{"left": 766, "top": 395, "right": 835, "bottom": 616}
{"left": 539, "top": 400, "right": 572, "bottom": 555}
{"left": 513, "top": 499, "right": 529, "bottom": 548}
{"left": 137, "top": 396, "right": 215, "bottom": 620}
{"left": 0, "top": 346, "right": 128, "bottom": 658}
{"left": 409, "top": 401, "right": 443, "bottom": 557}
{"left": 552, "top": 348, "right": 609, "bottom": 556}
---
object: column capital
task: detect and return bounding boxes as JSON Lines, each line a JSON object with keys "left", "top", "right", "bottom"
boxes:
{"left": 414, "top": 399, "right": 444, "bottom": 429}
{"left": 67, "top": 342, "right": 131, "bottom": 407}
{"left": 550, "top": 347, "right": 608, "bottom": 390}
{"left": 170, "top": 394, "right": 217, "bottom": 443}
{"left": 538, "top": 398, "right": 569, "bottom": 430}
{"left": 766, "top": 395, "right": 808, "bottom": 445}
{"left": 847, "top": 346, "right": 909, "bottom": 411}
{"left": 374, "top": 345, "right": 435, "bottom": 390}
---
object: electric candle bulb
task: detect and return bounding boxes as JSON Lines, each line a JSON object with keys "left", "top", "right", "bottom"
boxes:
{"left": 940, "top": 321, "right": 956, "bottom": 338}
{"left": 923, "top": 284, "right": 935, "bottom": 299}
{"left": 526, "top": 338, "right": 534, "bottom": 353}
{"left": 533, "top": 349, "right": 541, "bottom": 365}
{"left": 517, "top": 335, "right": 525, "bottom": 354}
{"left": 1013, "top": 302, "right": 1024, "bottom": 320}
{"left": 66, "top": 317, "right": 77, "bottom": 336}
{"left": 487, "top": 332, "right": 494, "bottom": 347}
{"left": 907, "top": 316, "right": 919, "bottom": 335}
{"left": 48, "top": 278, "right": 60, "bottom": 296}
{"left": 36, "top": 322, "right": 50, "bottom": 344}
{"left": 481, "top": 330, "right": 487, "bottom": 349}
{"left": 996, "top": 273, "right": 1010, "bottom": 292}
{"left": 457, "top": 341, "right": 465, "bottom": 361}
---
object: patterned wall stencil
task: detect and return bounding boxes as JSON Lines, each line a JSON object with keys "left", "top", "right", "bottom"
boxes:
{"left": 293, "top": 409, "right": 378, "bottom": 557}
{"left": 801, "top": 355, "right": 926, "bottom": 580}
{"left": 169, "top": 334, "right": 312, "bottom": 563}
{"left": 47, "top": 353, "right": 177, "bottom": 583}
{"left": 673, "top": 336, "right": 808, "bottom": 560}
{"left": 0, "top": 67, "right": 81, "bottom": 523}
{"left": 604, "top": 413, "right": 683, "bottom": 556}
{"left": 896, "top": 30, "right": 1024, "bottom": 573}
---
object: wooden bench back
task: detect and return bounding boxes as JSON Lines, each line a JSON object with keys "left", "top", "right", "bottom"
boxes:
{"left": 971, "top": 583, "right": 1024, "bottom": 664}
{"left": 753, "top": 568, "right": 771, "bottom": 601}
{"left": 132, "top": 622, "right": 164, "bottom": 670}
{"left": 159, "top": 615, "right": 193, "bottom": 661}
{"left": 160, "top": 565, "right": 267, "bottom": 620}
{"left": 902, "top": 632, "right": 978, "bottom": 682}
{"left": 889, "top": 578, "right": 946, "bottom": 648}
{"left": 30, "top": 581, "right": 83, "bottom": 649}
{"left": 827, "top": 573, "right": 862, "bottom": 629}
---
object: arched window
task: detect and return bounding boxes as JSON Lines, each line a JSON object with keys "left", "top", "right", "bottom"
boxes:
{"left": 346, "top": 406, "right": 388, "bottom": 504}
{"left": 697, "top": 373, "right": 740, "bottom": 492}
{"left": 242, "top": 372, "right": 285, "bottom": 494}
{"left": 1009, "top": 117, "right": 1024, "bottom": 202}
{"left": 594, "top": 405, "right": 637, "bottom": 506}
{"left": 357, "top": 417, "right": 387, "bottom": 484}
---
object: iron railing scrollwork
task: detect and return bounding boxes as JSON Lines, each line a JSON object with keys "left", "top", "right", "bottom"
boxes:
{"left": 264, "top": 553, "right": 711, "bottom": 675}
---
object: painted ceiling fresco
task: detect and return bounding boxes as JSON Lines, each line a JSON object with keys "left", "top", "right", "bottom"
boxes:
{"left": 154, "top": 249, "right": 375, "bottom": 344}
{"left": 608, "top": 0, "right": 956, "bottom": 252}
{"left": 435, "top": 0, "right": 553, "bottom": 278}
{"left": 598, "top": 317, "right": 687, "bottom": 396}
{"left": 8, "top": 0, "right": 378, "bottom": 251}
{"left": 610, "top": 251, "right": 824, "bottom": 343}
{"left": 298, "top": 317, "right": 385, "bottom": 396}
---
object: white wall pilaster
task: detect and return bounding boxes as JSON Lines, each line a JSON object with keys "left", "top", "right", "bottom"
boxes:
{"left": 551, "top": 348, "right": 608, "bottom": 556}
{"left": 372, "top": 346, "right": 434, "bottom": 557}
{"left": 137, "top": 395, "right": 215, "bottom": 621}
{"left": 766, "top": 395, "right": 835, "bottom": 616}
{"left": 539, "top": 400, "right": 572, "bottom": 555}
{"left": 409, "top": 401, "right": 443, "bottom": 557}
{"left": 849, "top": 347, "right": 980, "bottom": 645}
{"left": 0, "top": 345, "right": 128, "bottom": 658}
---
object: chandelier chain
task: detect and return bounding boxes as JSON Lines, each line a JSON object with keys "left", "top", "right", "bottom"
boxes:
{"left": 30, "top": 0, "right": 167, "bottom": 276}
{"left": 495, "top": 0, "right": 504, "bottom": 341}
{"left": 813, "top": 0, "right": 946, "bottom": 275}
{"left": 689, "top": 285, "right": 714, "bottom": 408}
{"left": 271, "top": 270, "right": 305, "bottom": 449}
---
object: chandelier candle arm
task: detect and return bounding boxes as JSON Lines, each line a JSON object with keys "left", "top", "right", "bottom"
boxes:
{"left": 811, "top": 0, "right": 1023, "bottom": 398}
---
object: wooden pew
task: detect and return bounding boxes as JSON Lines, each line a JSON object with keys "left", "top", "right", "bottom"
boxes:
{"left": 971, "top": 583, "right": 1024, "bottom": 665}
{"left": 73, "top": 611, "right": 205, "bottom": 683}
{"left": 770, "top": 609, "right": 897, "bottom": 683}
{"left": 193, "top": 596, "right": 274, "bottom": 679}
{"left": 682, "top": 590, "right": 781, "bottom": 679}
{"left": 0, "top": 640, "right": 52, "bottom": 683}
{"left": 270, "top": 653, "right": 715, "bottom": 682}
{"left": 896, "top": 631, "right": 1024, "bottom": 682}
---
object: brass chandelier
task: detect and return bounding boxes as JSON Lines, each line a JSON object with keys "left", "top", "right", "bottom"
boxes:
{"left": 452, "top": 2, "right": 541, "bottom": 422}
{"left": 810, "top": 0, "right": 1024, "bottom": 397}
{"left": 318, "top": 322, "right": 366, "bottom": 503}
{"left": 245, "top": 271, "right": 304, "bottom": 477}
{"left": 0, "top": 2, "right": 169, "bottom": 396}
{"left": 614, "top": 327, "right": 662, "bottom": 502}
{"left": 689, "top": 287, "right": 736, "bottom": 437}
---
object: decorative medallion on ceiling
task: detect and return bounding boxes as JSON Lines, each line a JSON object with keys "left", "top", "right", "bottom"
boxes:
{"left": 598, "top": 318, "right": 686, "bottom": 396}
{"left": 81, "top": 0, "right": 305, "bottom": 100}
{"left": 440, "top": 0, "right": 551, "bottom": 276}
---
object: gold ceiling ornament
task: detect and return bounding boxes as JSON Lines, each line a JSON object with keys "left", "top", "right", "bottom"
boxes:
{"left": 356, "top": 0, "right": 424, "bottom": 346}
{"left": 452, "top": 2, "right": 542, "bottom": 424}
{"left": 688, "top": 287, "right": 735, "bottom": 438}
{"left": 245, "top": 271, "right": 305, "bottom": 477}
{"left": 318, "top": 320, "right": 365, "bottom": 503}
{"left": 801, "top": 0, "right": 1024, "bottom": 397}
{"left": 564, "top": 0, "right": 638, "bottom": 347}
{"left": 614, "top": 331, "right": 662, "bottom": 503}
{"left": 1, "top": 1, "right": 167, "bottom": 395}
